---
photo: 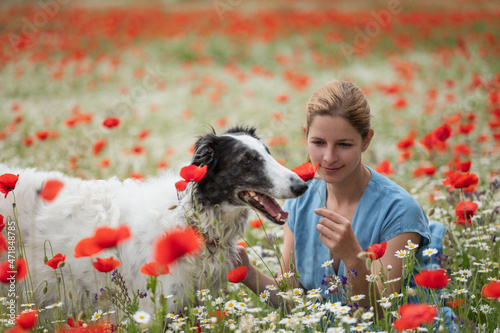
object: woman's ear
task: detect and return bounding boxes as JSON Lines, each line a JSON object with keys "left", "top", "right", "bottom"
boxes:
{"left": 362, "top": 129, "right": 374, "bottom": 152}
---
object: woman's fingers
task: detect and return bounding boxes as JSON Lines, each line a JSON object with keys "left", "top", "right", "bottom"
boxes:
{"left": 314, "top": 208, "right": 350, "bottom": 224}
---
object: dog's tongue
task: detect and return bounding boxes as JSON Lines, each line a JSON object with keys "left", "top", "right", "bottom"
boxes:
{"left": 242, "top": 191, "right": 288, "bottom": 224}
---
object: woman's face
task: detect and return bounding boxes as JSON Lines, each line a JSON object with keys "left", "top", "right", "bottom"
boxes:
{"left": 307, "top": 115, "right": 372, "bottom": 185}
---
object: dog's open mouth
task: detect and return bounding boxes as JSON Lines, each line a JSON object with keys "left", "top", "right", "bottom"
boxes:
{"left": 238, "top": 191, "right": 288, "bottom": 225}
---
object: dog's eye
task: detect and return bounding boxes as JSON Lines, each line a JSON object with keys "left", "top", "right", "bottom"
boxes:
{"left": 240, "top": 158, "right": 252, "bottom": 166}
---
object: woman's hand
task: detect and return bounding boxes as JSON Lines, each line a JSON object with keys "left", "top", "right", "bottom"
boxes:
{"left": 233, "top": 245, "right": 252, "bottom": 283}
{"left": 314, "top": 208, "right": 363, "bottom": 265}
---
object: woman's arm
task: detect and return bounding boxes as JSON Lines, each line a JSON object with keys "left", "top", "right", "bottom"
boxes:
{"left": 237, "top": 222, "right": 302, "bottom": 309}
{"left": 315, "top": 208, "right": 421, "bottom": 313}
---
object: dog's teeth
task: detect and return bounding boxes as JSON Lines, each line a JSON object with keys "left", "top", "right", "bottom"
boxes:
{"left": 276, "top": 213, "right": 281, "bottom": 220}
{"left": 249, "top": 191, "right": 256, "bottom": 197}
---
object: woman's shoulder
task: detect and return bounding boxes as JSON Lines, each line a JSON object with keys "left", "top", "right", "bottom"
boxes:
{"left": 365, "top": 166, "right": 419, "bottom": 204}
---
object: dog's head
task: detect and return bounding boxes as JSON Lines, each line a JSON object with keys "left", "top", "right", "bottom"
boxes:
{"left": 190, "top": 126, "right": 308, "bottom": 225}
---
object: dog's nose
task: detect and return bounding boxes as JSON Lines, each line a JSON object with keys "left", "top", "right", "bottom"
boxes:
{"left": 291, "top": 182, "right": 308, "bottom": 197}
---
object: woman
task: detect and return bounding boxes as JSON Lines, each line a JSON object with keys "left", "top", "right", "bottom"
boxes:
{"left": 238, "top": 80, "right": 431, "bottom": 312}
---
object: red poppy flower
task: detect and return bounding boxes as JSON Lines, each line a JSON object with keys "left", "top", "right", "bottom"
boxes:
{"left": 419, "top": 132, "right": 446, "bottom": 152}
{"left": 431, "top": 124, "right": 452, "bottom": 142}
{"left": 447, "top": 298, "right": 464, "bottom": 308}
{"left": 481, "top": 280, "right": 500, "bottom": 299}
{"left": 0, "top": 214, "right": 4, "bottom": 232}
{"left": 92, "top": 257, "right": 121, "bottom": 273}
{"left": 375, "top": 160, "right": 394, "bottom": 176}
{"left": 292, "top": 161, "right": 318, "bottom": 182}
{"left": 393, "top": 97, "right": 407, "bottom": 109}
{"left": 46, "top": 253, "right": 66, "bottom": 270}
{"left": 227, "top": 266, "right": 247, "bottom": 283}
{"left": 24, "top": 137, "right": 34, "bottom": 147}
{"left": 76, "top": 234, "right": 107, "bottom": 257}
{"left": 35, "top": 130, "right": 50, "bottom": 140}
{"left": 413, "top": 166, "right": 437, "bottom": 178}
{"left": 442, "top": 171, "right": 478, "bottom": 191}
{"left": 39, "top": 179, "right": 64, "bottom": 202}
{"left": 366, "top": 242, "right": 387, "bottom": 260}
{"left": 93, "top": 139, "right": 107, "bottom": 155}
{"left": 454, "top": 160, "right": 471, "bottom": 172}
{"left": 93, "top": 225, "right": 131, "bottom": 249}
{"left": 454, "top": 201, "right": 478, "bottom": 226}
{"left": 74, "top": 225, "right": 131, "bottom": 258}
{"left": 56, "top": 322, "right": 109, "bottom": 333}
{"left": 16, "top": 310, "right": 38, "bottom": 330}
{"left": 396, "top": 136, "right": 415, "bottom": 150}
{"left": 0, "top": 233, "right": 7, "bottom": 254}
{"left": 0, "top": 258, "right": 27, "bottom": 283}
{"left": 250, "top": 219, "right": 263, "bottom": 228}
{"left": 138, "top": 129, "right": 150, "bottom": 140}
{"left": 276, "top": 93, "right": 289, "bottom": 103}
{"left": 458, "top": 123, "right": 475, "bottom": 135}
{"left": 0, "top": 173, "right": 19, "bottom": 198}
{"left": 140, "top": 261, "right": 170, "bottom": 276}
{"left": 453, "top": 143, "right": 472, "bottom": 157}
{"left": 175, "top": 165, "right": 208, "bottom": 191}
{"left": 154, "top": 227, "right": 203, "bottom": 266}
{"left": 393, "top": 303, "right": 437, "bottom": 331}
{"left": 102, "top": 117, "right": 120, "bottom": 129}
{"left": 414, "top": 269, "right": 450, "bottom": 289}
{"left": 67, "top": 317, "right": 84, "bottom": 328}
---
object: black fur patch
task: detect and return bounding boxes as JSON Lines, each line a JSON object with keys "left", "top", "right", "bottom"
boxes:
{"left": 191, "top": 127, "right": 272, "bottom": 208}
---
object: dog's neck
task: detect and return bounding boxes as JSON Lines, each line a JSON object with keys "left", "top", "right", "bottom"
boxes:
{"left": 178, "top": 187, "right": 249, "bottom": 247}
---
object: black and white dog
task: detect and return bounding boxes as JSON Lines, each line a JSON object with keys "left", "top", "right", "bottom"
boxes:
{"left": 0, "top": 126, "right": 307, "bottom": 314}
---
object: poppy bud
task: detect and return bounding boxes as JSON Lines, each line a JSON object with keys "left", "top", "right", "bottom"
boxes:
{"left": 43, "top": 287, "right": 48, "bottom": 294}
{"left": 43, "top": 255, "right": 48, "bottom": 263}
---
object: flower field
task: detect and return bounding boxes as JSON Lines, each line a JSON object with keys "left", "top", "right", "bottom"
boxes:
{"left": 1, "top": 0, "right": 500, "bottom": 332}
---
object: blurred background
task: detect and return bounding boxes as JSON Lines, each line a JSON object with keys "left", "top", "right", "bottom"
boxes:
{"left": 1, "top": 0, "right": 499, "bottom": 189}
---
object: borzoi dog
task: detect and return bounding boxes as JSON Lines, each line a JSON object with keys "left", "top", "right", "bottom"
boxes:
{"left": 0, "top": 126, "right": 307, "bottom": 315}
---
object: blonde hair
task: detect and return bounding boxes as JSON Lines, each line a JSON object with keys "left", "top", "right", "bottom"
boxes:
{"left": 305, "top": 80, "right": 371, "bottom": 162}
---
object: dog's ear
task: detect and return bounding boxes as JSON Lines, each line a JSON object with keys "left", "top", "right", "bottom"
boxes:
{"left": 191, "top": 134, "right": 219, "bottom": 170}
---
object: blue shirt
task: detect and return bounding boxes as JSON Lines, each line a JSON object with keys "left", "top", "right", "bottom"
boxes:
{"left": 284, "top": 166, "right": 431, "bottom": 297}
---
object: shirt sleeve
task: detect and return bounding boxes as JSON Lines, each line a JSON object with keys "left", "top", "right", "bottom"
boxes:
{"left": 380, "top": 197, "right": 431, "bottom": 248}
{"left": 283, "top": 198, "right": 296, "bottom": 234}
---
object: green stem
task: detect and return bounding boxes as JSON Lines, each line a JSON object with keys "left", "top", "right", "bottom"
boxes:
{"left": 309, "top": 180, "right": 326, "bottom": 208}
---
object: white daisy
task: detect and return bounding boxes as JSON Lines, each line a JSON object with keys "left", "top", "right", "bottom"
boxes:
{"left": 45, "top": 302, "right": 63, "bottom": 309}
{"left": 132, "top": 310, "right": 151, "bottom": 324}
{"left": 422, "top": 248, "right": 438, "bottom": 257}
{"left": 91, "top": 310, "right": 102, "bottom": 322}
{"left": 395, "top": 249, "right": 408, "bottom": 258}
{"left": 266, "top": 284, "right": 278, "bottom": 291}
{"left": 259, "top": 290, "right": 270, "bottom": 303}
{"left": 405, "top": 240, "right": 419, "bottom": 250}
{"left": 321, "top": 259, "right": 334, "bottom": 268}
{"left": 350, "top": 294, "right": 366, "bottom": 302}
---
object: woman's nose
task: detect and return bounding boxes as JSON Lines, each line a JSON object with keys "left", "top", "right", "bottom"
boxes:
{"left": 323, "top": 147, "right": 338, "bottom": 163}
